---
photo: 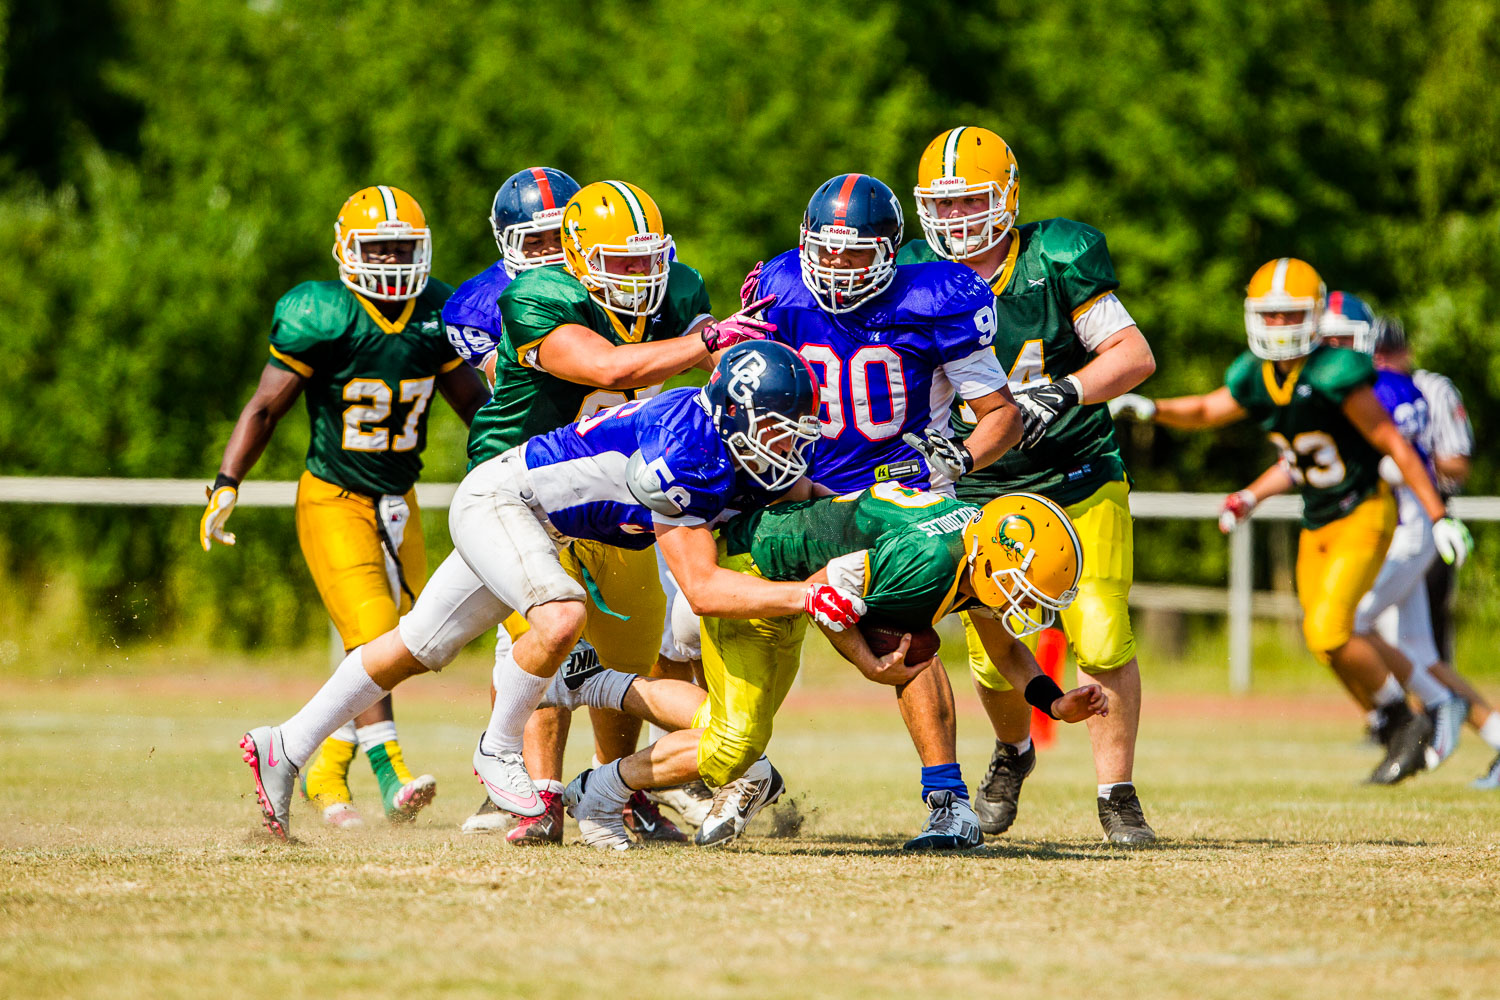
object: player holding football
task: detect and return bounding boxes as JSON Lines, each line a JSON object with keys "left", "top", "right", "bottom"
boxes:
{"left": 442, "top": 169, "right": 684, "bottom": 844}
{"left": 898, "top": 128, "right": 1159, "bottom": 844}
{"left": 203, "top": 185, "right": 489, "bottom": 829}
{"left": 560, "top": 486, "right": 1109, "bottom": 850}
{"left": 742, "top": 172, "right": 1026, "bottom": 847}
{"left": 1111, "top": 259, "right": 1471, "bottom": 783}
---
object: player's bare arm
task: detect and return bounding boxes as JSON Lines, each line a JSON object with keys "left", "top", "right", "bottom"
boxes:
{"left": 536, "top": 322, "right": 709, "bottom": 390}
{"left": 1218, "top": 461, "right": 1296, "bottom": 533}
{"left": 1071, "top": 324, "right": 1156, "bottom": 403}
{"left": 960, "top": 385, "right": 1023, "bottom": 470}
{"left": 968, "top": 613, "right": 1108, "bottom": 723}
{"left": 1150, "top": 385, "right": 1247, "bottom": 430}
{"left": 216, "top": 363, "right": 306, "bottom": 482}
{"left": 1343, "top": 386, "right": 1448, "bottom": 523}
{"left": 435, "top": 363, "right": 489, "bottom": 425}
{"left": 654, "top": 521, "right": 811, "bottom": 620}
{"left": 818, "top": 624, "right": 929, "bottom": 686}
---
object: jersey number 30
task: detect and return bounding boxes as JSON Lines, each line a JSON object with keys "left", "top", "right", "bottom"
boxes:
{"left": 342, "top": 377, "right": 435, "bottom": 453}
{"left": 798, "top": 345, "right": 907, "bottom": 440}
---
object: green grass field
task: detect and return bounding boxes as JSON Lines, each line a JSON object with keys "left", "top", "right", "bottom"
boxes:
{"left": 4, "top": 645, "right": 1500, "bottom": 1000}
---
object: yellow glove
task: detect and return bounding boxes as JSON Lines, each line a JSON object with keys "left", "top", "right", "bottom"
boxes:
{"left": 200, "top": 478, "right": 239, "bottom": 550}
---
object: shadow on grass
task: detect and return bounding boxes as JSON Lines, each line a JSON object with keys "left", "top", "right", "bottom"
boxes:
{"left": 739, "top": 833, "right": 1435, "bottom": 858}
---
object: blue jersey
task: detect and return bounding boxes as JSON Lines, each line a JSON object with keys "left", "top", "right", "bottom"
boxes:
{"left": 752, "top": 250, "right": 1006, "bottom": 493}
{"left": 523, "top": 387, "right": 785, "bottom": 549}
{"left": 442, "top": 260, "right": 513, "bottom": 371}
{"left": 1373, "top": 369, "right": 1432, "bottom": 467}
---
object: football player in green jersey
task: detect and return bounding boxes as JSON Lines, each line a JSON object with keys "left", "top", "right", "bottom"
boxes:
{"left": 559, "top": 486, "right": 1109, "bottom": 850}
{"left": 898, "top": 127, "right": 1159, "bottom": 843}
{"left": 1111, "top": 257, "right": 1471, "bottom": 783}
{"left": 202, "top": 185, "right": 489, "bottom": 828}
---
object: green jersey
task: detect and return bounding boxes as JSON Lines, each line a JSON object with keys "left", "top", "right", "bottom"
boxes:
{"left": 268, "top": 279, "right": 461, "bottom": 497}
{"left": 898, "top": 218, "right": 1127, "bottom": 506}
{"left": 722, "top": 482, "right": 983, "bottom": 629}
{"left": 465, "top": 263, "right": 711, "bottom": 468}
{"left": 1224, "top": 344, "right": 1380, "bottom": 529}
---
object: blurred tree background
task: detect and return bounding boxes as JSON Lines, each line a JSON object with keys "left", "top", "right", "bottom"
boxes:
{"left": 1, "top": 0, "right": 1498, "bottom": 655}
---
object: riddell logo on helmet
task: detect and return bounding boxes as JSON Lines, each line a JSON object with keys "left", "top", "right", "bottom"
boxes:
{"left": 931, "top": 176, "right": 969, "bottom": 190}
{"left": 534, "top": 208, "right": 564, "bottom": 223}
{"left": 626, "top": 233, "right": 659, "bottom": 246}
{"left": 818, "top": 225, "right": 859, "bottom": 238}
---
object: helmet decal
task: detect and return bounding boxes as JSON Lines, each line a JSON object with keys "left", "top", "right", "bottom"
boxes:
{"left": 996, "top": 513, "right": 1036, "bottom": 562}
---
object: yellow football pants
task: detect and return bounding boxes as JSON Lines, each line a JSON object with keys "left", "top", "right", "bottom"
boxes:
{"left": 1297, "top": 488, "right": 1396, "bottom": 662}
{"left": 689, "top": 550, "right": 808, "bottom": 787}
{"left": 499, "top": 540, "right": 665, "bottom": 675}
{"left": 967, "top": 478, "right": 1136, "bottom": 691}
{"left": 295, "top": 471, "right": 425, "bottom": 652}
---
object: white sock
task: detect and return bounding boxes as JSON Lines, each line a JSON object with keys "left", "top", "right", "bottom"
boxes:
{"left": 587, "top": 759, "right": 634, "bottom": 808}
{"left": 648, "top": 723, "right": 669, "bottom": 744}
{"left": 332, "top": 721, "right": 357, "bottom": 744}
{"left": 591, "top": 754, "right": 605, "bottom": 769}
{"left": 1098, "top": 781, "right": 1132, "bottom": 799}
{"left": 534, "top": 778, "right": 565, "bottom": 796}
{"left": 1406, "top": 666, "right": 1452, "bottom": 709}
{"left": 1005, "top": 737, "right": 1033, "bottom": 755}
{"left": 1372, "top": 674, "right": 1405, "bottom": 709}
{"left": 481, "top": 648, "right": 551, "bottom": 756}
{"left": 1480, "top": 712, "right": 1500, "bottom": 751}
{"left": 355, "top": 720, "right": 398, "bottom": 753}
{"left": 280, "top": 647, "right": 388, "bottom": 768}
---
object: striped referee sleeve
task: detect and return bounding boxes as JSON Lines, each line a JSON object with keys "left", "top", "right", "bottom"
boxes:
{"left": 1414, "top": 369, "right": 1473, "bottom": 459}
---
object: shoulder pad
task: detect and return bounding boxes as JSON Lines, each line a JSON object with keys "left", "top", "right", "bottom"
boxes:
{"left": 626, "top": 450, "right": 689, "bottom": 517}
{"left": 1032, "top": 218, "right": 1107, "bottom": 261}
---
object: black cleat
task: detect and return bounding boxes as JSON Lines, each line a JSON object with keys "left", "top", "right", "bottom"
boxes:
{"left": 1368, "top": 701, "right": 1432, "bottom": 785}
{"left": 1098, "top": 784, "right": 1157, "bottom": 845}
{"left": 975, "top": 740, "right": 1035, "bottom": 835}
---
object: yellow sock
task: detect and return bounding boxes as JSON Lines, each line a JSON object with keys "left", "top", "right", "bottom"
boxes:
{"left": 303, "top": 736, "right": 357, "bottom": 806}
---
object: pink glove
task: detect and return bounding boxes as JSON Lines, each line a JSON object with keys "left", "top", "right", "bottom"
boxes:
{"left": 700, "top": 294, "right": 778, "bottom": 352}
{"left": 739, "top": 261, "right": 765, "bottom": 308}
{"left": 1218, "top": 490, "right": 1257, "bottom": 534}
{"left": 804, "top": 583, "right": 866, "bottom": 632}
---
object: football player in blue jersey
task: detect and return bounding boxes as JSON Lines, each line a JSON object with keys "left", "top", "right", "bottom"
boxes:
{"left": 239, "top": 343, "right": 869, "bottom": 841}
{"left": 731, "top": 173, "right": 1026, "bottom": 848}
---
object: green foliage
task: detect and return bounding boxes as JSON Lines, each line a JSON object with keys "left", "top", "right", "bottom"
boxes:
{"left": 2, "top": 0, "right": 1499, "bottom": 647}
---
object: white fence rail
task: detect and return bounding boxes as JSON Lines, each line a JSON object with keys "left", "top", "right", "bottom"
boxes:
{"left": 2, "top": 478, "right": 1496, "bottom": 692}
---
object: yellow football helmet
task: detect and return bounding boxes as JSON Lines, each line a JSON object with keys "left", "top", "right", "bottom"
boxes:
{"left": 963, "top": 492, "right": 1082, "bottom": 638}
{"left": 562, "top": 180, "right": 674, "bottom": 317}
{"left": 914, "top": 126, "right": 1019, "bottom": 260}
{"left": 331, "top": 185, "right": 432, "bottom": 301}
{"left": 1244, "top": 257, "right": 1327, "bottom": 361}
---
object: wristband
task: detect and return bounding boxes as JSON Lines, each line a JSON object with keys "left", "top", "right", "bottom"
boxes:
{"left": 212, "top": 473, "right": 240, "bottom": 491}
{"left": 1024, "top": 674, "right": 1066, "bottom": 719}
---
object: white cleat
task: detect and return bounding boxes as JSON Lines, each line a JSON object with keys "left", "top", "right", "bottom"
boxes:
{"left": 321, "top": 802, "right": 364, "bottom": 830}
{"left": 461, "top": 796, "right": 517, "bottom": 835}
{"left": 240, "top": 726, "right": 298, "bottom": 841}
{"left": 473, "top": 735, "right": 545, "bottom": 818}
{"left": 1424, "top": 697, "right": 1468, "bottom": 771}
{"left": 902, "top": 790, "right": 984, "bottom": 851}
{"left": 647, "top": 781, "right": 715, "bottom": 830}
{"left": 694, "top": 757, "right": 784, "bottom": 847}
{"left": 563, "top": 769, "right": 636, "bottom": 851}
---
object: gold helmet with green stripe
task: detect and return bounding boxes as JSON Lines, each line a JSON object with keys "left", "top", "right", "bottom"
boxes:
{"left": 331, "top": 185, "right": 432, "bottom": 301}
{"left": 562, "top": 180, "right": 674, "bottom": 317}
{"left": 963, "top": 492, "right": 1081, "bottom": 639}
{"left": 914, "top": 126, "right": 1019, "bottom": 261}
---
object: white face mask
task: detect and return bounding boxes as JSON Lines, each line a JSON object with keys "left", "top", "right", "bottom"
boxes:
{"left": 798, "top": 226, "right": 897, "bottom": 314}
{"left": 1245, "top": 298, "right": 1322, "bottom": 361}
{"left": 578, "top": 234, "right": 675, "bottom": 317}
{"left": 334, "top": 224, "right": 432, "bottom": 302}
{"left": 495, "top": 208, "right": 566, "bottom": 279}
{"left": 914, "top": 167, "right": 1017, "bottom": 262}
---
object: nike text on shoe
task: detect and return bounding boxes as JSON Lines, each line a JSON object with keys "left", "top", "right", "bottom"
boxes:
{"left": 975, "top": 741, "right": 1036, "bottom": 835}
{"left": 387, "top": 774, "right": 438, "bottom": 823}
{"left": 647, "top": 781, "right": 715, "bottom": 830}
{"left": 1098, "top": 784, "right": 1157, "bottom": 845}
{"left": 472, "top": 735, "right": 545, "bottom": 817}
{"left": 562, "top": 769, "right": 635, "bottom": 851}
{"left": 624, "top": 791, "right": 688, "bottom": 843}
{"left": 506, "top": 789, "right": 564, "bottom": 846}
{"left": 1423, "top": 697, "right": 1468, "bottom": 771}
{"left": 462, "top": 796, "right": 517, "bottom": 835}
{"left": 1368, "top": 703, "right": 1432, "bottom": 785}
{"left": 240, "top": 725, "right": 298, "bottom": 841}
{"left": 903, "top": 790, "right": 984, "bottom": 850}
{"left": 694, "top": 757, "right": 785, "bottom": 847}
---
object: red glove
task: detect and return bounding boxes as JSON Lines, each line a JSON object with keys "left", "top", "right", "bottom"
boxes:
{"left": 701, "top": 294, "right": 777, "bottom": 352}
{"left": 804, "top": 583, "right": 867, "bottom": 632}
{"left": 1218, "top": 490, "right": 1257, "bottom": 534}
{"left": 739, "top": 261, "right": 765, "bottom": 308}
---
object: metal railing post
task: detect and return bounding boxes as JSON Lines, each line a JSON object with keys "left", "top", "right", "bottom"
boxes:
{"left": 1228, "top": 520, "right": 1254, "bottom": 694}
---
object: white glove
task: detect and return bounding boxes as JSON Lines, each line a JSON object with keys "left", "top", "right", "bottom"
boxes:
{"left": 1108, "top": 392, "right": 1156, "bottom": 421}
{"left": 1433, "top": 516, "right": 1473, "bottom": 569}
{"left": 1377, "top": 455, "right": 1405, "bottom": 486}
{"left": 200, "top": 481, "right": 238, "bottom": 550}
{"left": 1218, "top": 490, "right": 1257, "bottom": 534}
{"left": 902, "top": 429, "right": 974, "bottom": 482}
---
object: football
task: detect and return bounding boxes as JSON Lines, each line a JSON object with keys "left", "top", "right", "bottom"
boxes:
{"left": 858, "top": 620, "right": 943, "bottom": 664}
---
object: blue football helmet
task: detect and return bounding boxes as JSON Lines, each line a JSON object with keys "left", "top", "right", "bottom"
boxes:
{"left": 799, "top": 173, "right": 904, "bottom": 314}
{"left": 703, "top": 342, "right": 822, "bottom": 490}
{"left": 490, "top": 167, "right": 582, "bottom": 277}
{"left": 1318, "top": 290, "right": 1376, "bottom": 353}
